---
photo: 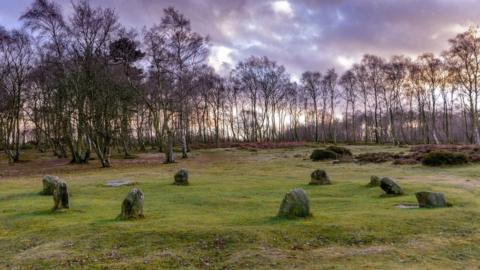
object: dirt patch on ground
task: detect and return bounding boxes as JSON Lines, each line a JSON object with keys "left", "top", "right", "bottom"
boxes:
{"left": 311, "top": 244, "right": 392, "bottom": 259}
{"left": 227, "top": 245, "right": 290, "bottom": 268}
{"left": 0, "top": 153, "right": 167, "bottom": 179}
{"left": 14, "top": 241, "right": 72, "bottom": 263}
{"left": 190, "top": 141, "right": 309, "bottom": 151}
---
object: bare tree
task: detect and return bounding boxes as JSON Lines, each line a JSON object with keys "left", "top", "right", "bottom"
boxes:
{"left": 0, "top": 29, "right": 33, "bottom": 162}
{"left": 447, "top": 27, "right": 480, "bottom": 144}
{"left": 301, "top": 71, "right": 322, "bottom": 142}
{"left": 339, "top": 69, "right": 357, "bottom": 142}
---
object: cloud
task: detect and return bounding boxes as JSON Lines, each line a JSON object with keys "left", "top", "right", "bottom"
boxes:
{"left": 271, "top": 1, "right": 294, "bottom": 17}
{"left": 336, "top": 56, "right": 355, "bottom": 70}
{"left": 3, "top": 0, "right": 480, "bottom": 77}
{"left": 208, "top": 45, "right": 236, "bottom": 73}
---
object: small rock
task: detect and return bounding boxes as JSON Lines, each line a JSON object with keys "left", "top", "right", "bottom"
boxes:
{"left": 332, "top": 160, "right": 341, "bottom": 165}
{"left": 42, "top": 175, "right": 59, "bottom": 195}
{"left": 368, "top": 176, "right": 381, "bottom": 187}
{"left": 53, "top": 181, "right": 69, "bottom": 210}
{"left": 415, "top": 191, "right": 447, "bottom": 208}
{"left": 105, "top": 180, "right": 135, "bottom": 187}
{"left": 119, "top": 188, "right": 144, "bottom": 219}
{"left": 380, "top": 177, "right": 404, "bottom": 195}
{"left": 278, "top": 188, "right": 311, "bottom": 218}
{"left": 309, "top": 169, "right": 331, "bottom": 185}
{"left": 395, "top": 203, "right": 419, "bottom": 209}
{"left": 174, "top": 169, "right": 189, "bottom": 185}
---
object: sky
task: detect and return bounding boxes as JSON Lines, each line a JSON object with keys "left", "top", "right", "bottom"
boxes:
{"left": 0, "top": 0, "right": 478, "bottom": 78}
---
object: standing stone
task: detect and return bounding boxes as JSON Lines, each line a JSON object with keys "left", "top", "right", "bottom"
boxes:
{"left": 415, "top": 191, "right": 447, "bottom": 208}
{"left": 119, "top": 188, "right": 144, "bottom": 219}
{"left": 52, "top": 181, "right": 69, "bottom": 210}
{"left": 174, "top": 169, "right": 189, "bottom": 185}
{"left": 380, "top": 177, "right": 404, "bottom": 195}
{"left": 42, "top": 175, "right": 59, "bottom": 195}
{"left": 368, "top": 176, "right": 381, "bottom": 187}
{"left": 309, "top": 169, "right": 331, "bottom": 185}
{"left": 278, "top": 188, "right": 311, "bottom": 218}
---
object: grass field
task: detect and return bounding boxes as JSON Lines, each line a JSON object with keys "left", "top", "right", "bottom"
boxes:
{"left": 1, "top": 145, "right": 480, "bottom": 269}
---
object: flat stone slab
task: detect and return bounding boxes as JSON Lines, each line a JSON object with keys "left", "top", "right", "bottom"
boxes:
{"left": 105, "top": 180, "right": 135, "bottom": 187}
{"left": 395, "top": 203, "right": 419, "bottom": 209}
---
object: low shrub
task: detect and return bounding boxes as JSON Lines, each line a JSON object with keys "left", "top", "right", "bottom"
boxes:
{"left": 326, "top": 146, "right": 352, "bottom": 156}
{"left": 20, "top": 143, "right": 36, "bottom": 150}
{"left": 421, "top": 151, "right": 468, "bottom": 166}
{"left": 393, "top": 158, "right": 418, "bottom": 165}
{"left": 310, "top": 149, "right": 338, "bottom": 161}
{"left": 355, "top": 152, "right": 394, "bottom": 163}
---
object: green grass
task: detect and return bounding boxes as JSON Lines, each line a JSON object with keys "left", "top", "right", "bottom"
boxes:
{"left": 1, "top": 145, "right": 480, "bottom": 269}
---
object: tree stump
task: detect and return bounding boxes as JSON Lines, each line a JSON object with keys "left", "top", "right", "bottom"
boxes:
{"left": 174, "top": 169, "right": 189, "bottom": 185}
{"left": 52, "top": 181, "right": 69, "bottom": 210}
{"left": 119, "top": 188, "right": 144, "bottom": 220}
{"left": 278, "top": 188, "right": 311, "bottom": 218}
{"left": 42, "top": 175, "right": 59, "bottom": 195}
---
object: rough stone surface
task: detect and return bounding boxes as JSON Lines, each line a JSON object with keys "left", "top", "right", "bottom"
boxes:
{"left": 415, "top": 191, "right": 447, "bottom": 208}
{"left": 52, "top": 181, "right": 69, "bottom": 210}
{"left": 42, "top": 175, "right": 59, "bottom": 195}
{"left": 119, "top": 188, "right": 144, "bottom": 219}
{"left": 309, "top": 169, "right": 331, "bottom": 185}
{"left": 105, "top": 180, "right": 135, "bottom": 187}
{"left": 368, "top": 176, "right": 381, "bottom": 187}
{"left": 380, "top": 177, "right": 404, "bottom": 195}
{"left": 278, "top": 188, "right": 311, "bottom": 218}
{"left": 174, "top": 169, "right": 189, "bottom": 185}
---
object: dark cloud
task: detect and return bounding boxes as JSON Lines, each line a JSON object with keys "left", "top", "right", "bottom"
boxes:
{"left": 2, "top": 0, "right": 480, "bottom": 77}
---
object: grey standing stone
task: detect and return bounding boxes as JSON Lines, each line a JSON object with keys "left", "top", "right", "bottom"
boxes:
{"left": 42, "top": 175, "right": 59, "bottom": 195}
{"left": 309, "top": 169, "right": 331, "bottom": 185}
{"left": 415, "top": 191, "right": 447, "bottom": 208}
{"left": 278, "top": 188, "right": 311, "bottom": 218}
{"left": 368, "top": 176, "right": 381, "bottom": 187}
{"left": 174, "top": 169, "right": 189, "bottom": 185}
{"left": 52, "top": 181, "right": 69, "bottom": 210}
{"left": 380, "top": 177, "right": 404, "bottom": 195}
{"left": 119, "top": 188, "right": 144, "bottom": 219}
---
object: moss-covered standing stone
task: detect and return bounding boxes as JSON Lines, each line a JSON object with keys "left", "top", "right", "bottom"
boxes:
{"left": 42, "top": 175, "right": 59, "bottom": 195}
{"left": 310, "top": 169, "right": 331, "bottom": 185}
{"left": 119, "top": 188, "right": 144, "bottom": 219}
{"left": 174, "top": 169, "right": 189, "bottom": 185}
{"left": 415, "top": 191, "right": 447, "bottom": 208}
{"left": 52, "top": 181, "right": 69, "bottom": 210}
{"left": 380, "top": 177, "right": 404, "bottom": 195}
{"left": 278, "top": 188, "right": 311, "bottom": 218}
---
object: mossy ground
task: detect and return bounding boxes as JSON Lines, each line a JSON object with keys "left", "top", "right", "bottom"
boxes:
{"left": 1, "top": 145, "right": 480, "bottom": 269}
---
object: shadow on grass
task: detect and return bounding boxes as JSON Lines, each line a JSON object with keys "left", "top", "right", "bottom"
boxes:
{"left": 0, "top": 192, "right": 40, "bottom": 202}
{"left": 13, "top": 209, "right": 57, "bottom": 217}
{"left": 93, "top": 215, "right": 147, "bottom": 225}
{"left": 11, "top": 208, "right": 86, "bottom": 219}
{"left": 265, "top": 215, "right": 314, "bottom": 225}
{"left": 379, "top": 193, "right": 405, "bottom": 198}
